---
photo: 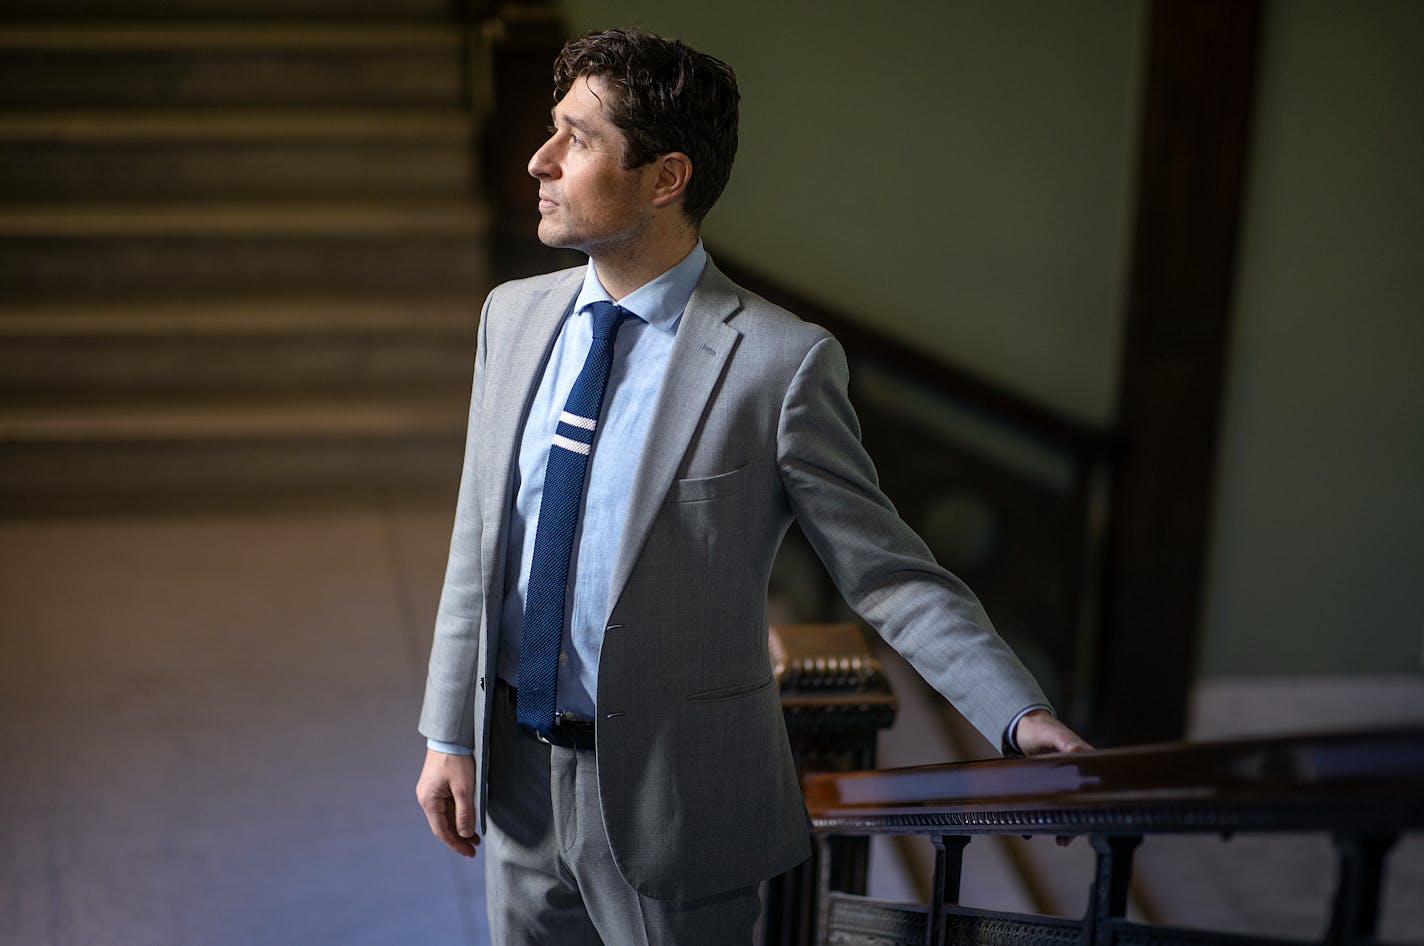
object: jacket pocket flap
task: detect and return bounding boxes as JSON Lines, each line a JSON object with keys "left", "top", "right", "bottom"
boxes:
{"left": 666, "top": 464, "right": 749, "bottom": 504}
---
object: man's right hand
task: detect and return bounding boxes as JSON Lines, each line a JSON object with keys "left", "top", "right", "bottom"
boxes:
{"left": 415, "top": 748, "right": 480, "bottom": 858}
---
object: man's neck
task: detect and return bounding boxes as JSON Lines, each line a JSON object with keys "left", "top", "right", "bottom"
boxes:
{"left": 589, "top": 228, "right": 699, "bottom": 301}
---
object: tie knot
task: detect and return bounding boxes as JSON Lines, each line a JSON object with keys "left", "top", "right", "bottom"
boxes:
{"left": 586, "top": 300, "right": 634, "bottom": 340}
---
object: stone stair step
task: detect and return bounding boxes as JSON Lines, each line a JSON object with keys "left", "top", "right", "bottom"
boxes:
{"left": 0, "top": 336, "right": 475, "bottom": 398}
{"left": 0, "top": 395, "right": 467, "bottom": 514}
{"left": 0, "top": 439, "right": 465, "bottom": 515}
{"left": 0, "top": 295, "right": 478, "bottom": 337}
{"left": 0, "top": 22, "right": 466, "bottom": 50}
{"left": 0, "top": 1, "right": 460, "bottom": 21}
{"left": 0, "top": 201, "right": 492, "bottom": 298}
{"left": 0, "top": 145, "right": 472, "bottom": 200}
{"left": 0, "top": 200, "right": 489, "bottom": 236}
{"left": 0, "top": 236, "right": 491, "bottom": 298}
{"left": 0, "top": 296, "right": 479, "bottom": 398}
{"left": 0, "top": 108, "right": 474, "bottom": 141}
{"left": 0, "top": 396, "right": 466, "bottom": 443}
{"left": 0, "top": 109, "right": 476, "bottom": 201}
{"left": 0, "top": 24, "right": 465, "bottom": 109}
{"left": 0, "top": 5, "right": 489, "bottom": 513}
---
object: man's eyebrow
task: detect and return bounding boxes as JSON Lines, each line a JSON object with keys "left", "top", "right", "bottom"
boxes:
{"left": 550, "top": 109, "right": 598, "bottom": 138}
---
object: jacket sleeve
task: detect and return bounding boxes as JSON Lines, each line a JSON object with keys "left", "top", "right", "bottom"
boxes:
{"left": 775, "top": 333, "right": 1050, "bottom": 750}
{"left": 417, "top": 291, "right": 494, "bottom": 748}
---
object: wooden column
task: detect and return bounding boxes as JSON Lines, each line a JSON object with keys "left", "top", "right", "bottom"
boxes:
{"left": 1093, "top": 0, "right": 1262, "bottom": 746}
{"left": 480, "top": 1, "right": 582, "bottom": 281}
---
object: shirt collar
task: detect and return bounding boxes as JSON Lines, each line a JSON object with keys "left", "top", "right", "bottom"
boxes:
{"left": 572, "top": 239, "right": 707, "bottom": 333}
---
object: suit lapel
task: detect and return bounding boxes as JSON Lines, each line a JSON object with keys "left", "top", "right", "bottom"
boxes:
{"left": 608, "top": 261, "right": 742, "bottom": 611}
{"left": 477, "top": 274, "right": 580, "bottom": 584}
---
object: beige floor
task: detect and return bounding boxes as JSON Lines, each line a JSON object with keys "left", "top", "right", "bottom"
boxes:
{"left": 0, "top": 498, "right": 490, "bottom": 945}
{"left": 6, "top": 499, "right": 1421, "bottom": 946}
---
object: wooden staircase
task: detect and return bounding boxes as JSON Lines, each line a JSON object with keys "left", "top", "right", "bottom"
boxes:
{"left": 0, "top": 0, "right": 492, "bottom": 513}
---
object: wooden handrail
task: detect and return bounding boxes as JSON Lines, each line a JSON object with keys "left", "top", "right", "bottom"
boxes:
{"left": 804, "top": 728, "right": 1424, "bottom": 946}
{"left": 804, "top": 727, "right": 1424, "bottom": 837}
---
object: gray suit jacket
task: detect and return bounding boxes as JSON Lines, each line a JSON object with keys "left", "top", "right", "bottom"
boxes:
{"left": 419, "top": 257, "right": 1048, "bottom": 900}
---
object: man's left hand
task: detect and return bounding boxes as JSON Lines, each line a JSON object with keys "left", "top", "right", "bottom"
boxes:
{"left": 1014, "top": 709, "right": 1093, "bottom": 755}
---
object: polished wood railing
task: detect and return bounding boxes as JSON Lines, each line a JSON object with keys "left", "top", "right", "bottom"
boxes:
{"left": 801, "top": 728, "right": 1424, "bottom": 946}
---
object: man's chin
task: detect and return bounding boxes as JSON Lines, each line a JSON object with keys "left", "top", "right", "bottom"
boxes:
{"left": 536, "top": 220, "right": 574, "bottom": 250}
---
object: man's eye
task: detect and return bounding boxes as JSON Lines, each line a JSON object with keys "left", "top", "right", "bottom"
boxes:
{"left": 547, "top": 124, "right": 581, "bottom": 147}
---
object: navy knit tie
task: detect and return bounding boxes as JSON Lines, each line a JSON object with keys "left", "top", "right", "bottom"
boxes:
{"left": 517, "top": 301, "right": 634, "bottom": 734}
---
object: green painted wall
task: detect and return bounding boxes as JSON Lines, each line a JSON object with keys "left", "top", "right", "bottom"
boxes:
{"left": 562, "top": 0, "right": 1144, "bottom": 425}
{"left": 1200, "top": 0, "right": 1424, "bottom": 675}
{"left": 556, "top": 1, "right": 1423, "bottom": 677}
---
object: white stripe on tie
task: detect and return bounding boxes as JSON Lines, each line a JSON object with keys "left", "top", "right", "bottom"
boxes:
{"left": 559, "top": 411, "right": 597, "bottom": 431}
{"left": 552, "top": 433, "right": 591, "bottom": 455}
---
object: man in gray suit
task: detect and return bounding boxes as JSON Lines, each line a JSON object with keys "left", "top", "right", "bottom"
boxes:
{"left": 416, "top": 27, "right": 1089, "bottom": 945}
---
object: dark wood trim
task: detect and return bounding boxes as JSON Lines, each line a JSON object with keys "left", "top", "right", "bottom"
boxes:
{"left": 1093, "top": 0, "right": 1263, "bottom": 746}
{"left": 479, "top": 2, "right": 583, "bottom": 282}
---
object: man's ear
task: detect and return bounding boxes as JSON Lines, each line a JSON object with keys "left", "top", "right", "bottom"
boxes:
{"left": 649, "top": 152, "right": 693, "bottom": 209}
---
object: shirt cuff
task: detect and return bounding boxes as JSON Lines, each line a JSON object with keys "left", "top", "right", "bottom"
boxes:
{"left": 1003, "top": 704, "right": 1054, "bottom": 756}
{"left": 426, "top": 738, "right": 474, "bottom": 756}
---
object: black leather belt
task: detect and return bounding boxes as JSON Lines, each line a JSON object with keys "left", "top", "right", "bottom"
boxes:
{"left": 533, "top": 715, "right": 596, "bottom": 750}
{"left": 503, "top": 681, "right": 596, "bottom": 750}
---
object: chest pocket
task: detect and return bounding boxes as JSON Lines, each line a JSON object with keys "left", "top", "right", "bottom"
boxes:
{"left": 665, "top": 464, "right": 749, "bottom": 504}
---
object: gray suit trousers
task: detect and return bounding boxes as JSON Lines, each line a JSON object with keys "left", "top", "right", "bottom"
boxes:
{"left": 484, "top": 683, "right": 761, "bottom": 945}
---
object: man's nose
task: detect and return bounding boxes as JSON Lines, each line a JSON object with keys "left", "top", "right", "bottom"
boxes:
{"left": 528, "top": 137, "right": 557, "bottom": 179}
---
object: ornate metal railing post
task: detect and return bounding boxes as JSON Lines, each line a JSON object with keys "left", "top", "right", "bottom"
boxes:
{"left": 1326, "top": 831, "right": 1397, "bottom": 945}
{"left": 768, "top": 623, "right": 897, "bottom": 946}
{"left": 1084, "top": 835, "right": 1141, "bottom": 946}
{"left": 926, "top": 834, "right": 970, "bottom": 946}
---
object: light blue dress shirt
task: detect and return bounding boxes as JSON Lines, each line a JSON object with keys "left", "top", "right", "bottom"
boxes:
{"left": 428, "top": 241, "right": 705, "bottom": 755}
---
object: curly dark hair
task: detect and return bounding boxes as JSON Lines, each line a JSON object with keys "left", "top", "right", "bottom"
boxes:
{"left": 553, "top": 28, "right": 740, "bottom": 228}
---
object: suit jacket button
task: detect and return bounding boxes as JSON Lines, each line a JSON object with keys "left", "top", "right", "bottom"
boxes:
{"left": 479, "top": 676, "right": 486, "bottom": 691}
